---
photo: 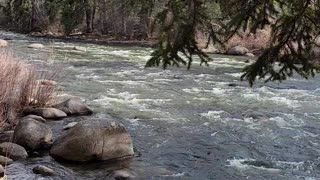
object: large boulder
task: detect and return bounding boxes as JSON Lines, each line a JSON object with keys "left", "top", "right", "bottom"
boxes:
{"left": 0, "top": 39, "right": 8, "bottom": 48}
{"left": 13, "top": 118, "right": 52, "bottom": 150}
{"left": 0, "top": 142, "right": 28, "bottom": 160}
{"left": 50, "top": 119, "right": 134, "bottom": 162}
{"left": 227, "top": 45, "right": 249, "bottom": 55}
{"left": 52, "top": 99, "right": 93, "bottom": 116}
{"left": 27, "top": 43, "right": 44, "bottom": 49}
{"left": 24, "top": 108, "right": 67, "bottom": 119}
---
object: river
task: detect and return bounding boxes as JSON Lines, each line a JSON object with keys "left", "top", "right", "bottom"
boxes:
{"left": 1, "top": 31, "right": 320, "bottom": 180}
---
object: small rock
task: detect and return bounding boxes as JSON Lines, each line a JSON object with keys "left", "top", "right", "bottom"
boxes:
{"left": 0, "top": 39, "right": 8, "bottom": 48}
{"left": 227, "top": 45, "right": 249, "bottom": 55}
{"left": 52, "top": 99, "right": 93, "bottom": 116}
{"left": 63, "top": 122, "right": 78, "bottom": 130}
{"left": 0, "top": 155, "right": 13, "bottom": 166}
{"left": 22, "top": 115, "right": 46, "bottom": 123}
{"left": 0, "top": 165, "right": 4, "bottom": 177}
{"left": 27, "top": 43, "right": 44, "bottom": 49}
{"left": 37, "top": 79, "right": 57, "bottom": 86}
{"left": 32, "top": 165, "right": 55, "bottom": 176}
{"left": 13, "top": 118, "right": 53, "bottom": 150}
{"left": 245, "top": 52, "right": 255, "bottom": 57}
{"left": 24, "top": 108, "right": 67, "bottom": 119}
{"left": 0, "top": 142, "right": 28, "bottom": 160}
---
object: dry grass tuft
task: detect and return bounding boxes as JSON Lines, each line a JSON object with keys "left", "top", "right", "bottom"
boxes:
{"left": 0, "top": 52, "right": 57, "bottom": 125}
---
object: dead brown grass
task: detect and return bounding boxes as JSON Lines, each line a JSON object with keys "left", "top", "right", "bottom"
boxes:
{"left": 0, "top": 52, "right": 57, "bottom": 125}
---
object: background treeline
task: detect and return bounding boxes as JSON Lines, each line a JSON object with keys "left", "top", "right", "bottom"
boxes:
{"left": 0, "top": 0, "right": 224, "bottom": 40}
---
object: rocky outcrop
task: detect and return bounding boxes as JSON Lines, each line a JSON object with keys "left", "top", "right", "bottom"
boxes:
{"left": 27, "top": 43, "right": 44, "bottom": 49}
{"left": 50, "top": 119, "right": 134, "bottom": 162}
{"left": 13, "top": 118, "right": 52, "bottom": 150}
{"left": 227, "top": 45, "right": 249, "bottom": 55}
{"left": 52, "top": 99, "right": 93, "bottom": 116}
{"left": 0, "top": 39, "right": 8, "bottom": 48}
{"left": 0, "top": 142, "right": 28, "bottom": 160}
{"left": 32, "top": 165, "right": 55, "bottom": 176}
{"left": 24, "top": 108, "right": 67, "bottom": 119}
{"left": 0, "top": 155, "right": 13, "bottom": 166}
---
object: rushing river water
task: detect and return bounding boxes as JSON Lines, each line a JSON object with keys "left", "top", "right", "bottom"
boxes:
{"left": 1, "top": 31, "right": 320, "bottom": 180}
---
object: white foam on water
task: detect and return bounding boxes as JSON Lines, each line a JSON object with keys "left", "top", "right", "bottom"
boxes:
{"left": 226, "top": 158, "right": 280, "bottom": 172}
{"left": 269, "top": 97, "right": 300, "bottom": 109}
{"left": 225, "top": 72, "right": 243, "bottom": 78}
{"left": 97, "top": 80, "right": 146, "bottom": 86}
{"left": 201, "top": 111, "right": 225, "bottom": 119}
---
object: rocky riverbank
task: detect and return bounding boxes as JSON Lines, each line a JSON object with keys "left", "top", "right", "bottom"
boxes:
{"left": 0, "top": 98, "right": 135, "bottom": 178}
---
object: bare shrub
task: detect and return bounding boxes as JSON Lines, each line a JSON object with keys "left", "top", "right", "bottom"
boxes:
{"left": 0, "top": 52, "right": 57, "bottom": 125}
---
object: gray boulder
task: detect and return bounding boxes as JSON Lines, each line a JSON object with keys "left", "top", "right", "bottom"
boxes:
{"left": 0, "top": 142, "right": 28, "bottom": 160}
{"left": 0, "top": 155, "right": 13, "bottom": 166}
{"left": 24, "top": 108, "right": 67, "bottom": 119}
{"left": 227, "top": 45, "right": 249, "bottom": 55}
{"left": 13, "top": 118, "right": 52, "bottom": 150}
{"left": 50, "top": 119, "right": 134, "bottom": 162}
{"left": 53, "top": 99, "right": 93, "bottom": 116}
{"left": 33, "top": 165, "right": 55, "bottom": 176}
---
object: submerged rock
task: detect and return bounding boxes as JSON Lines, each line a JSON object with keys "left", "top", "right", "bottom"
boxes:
{"left": 0, "top": 142, "right": 28, "bottom": 160}
{"left": 24, "top": 108, "right": 67, "bottom": 119}
{"left": 33, "top": 165, "right": 55, "bottom": 176}
{"left": 50, "top": 119, "right": 134, "bottom": 162}
{"left": 27, "top": 43, "right": 44, "bottom": 49}
{"left": 109, "top": 169, "right": 136, "bottom": 180}
{"left": 0, "top": 39, "right": 8, "bottom": 48}
{"left": 0, "top": 155, "right": 13, "bottom": 166}
{"left": 52, "top": 99, "right": 93, "bottom": 116}
{"left": 63, "top": 122, "right": 78, "bottom": 130}
{"left": 13, "top": 118, "right": 52, "bottom": 150}
{"left": 227, "top": 45, "right": 249, "bottom": 55}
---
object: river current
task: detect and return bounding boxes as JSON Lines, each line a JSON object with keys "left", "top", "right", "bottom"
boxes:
{"left": 1, "top": 31, "right": 320, "bottom": 180}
